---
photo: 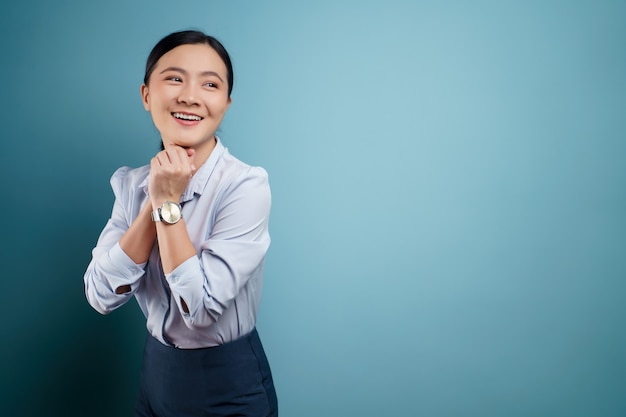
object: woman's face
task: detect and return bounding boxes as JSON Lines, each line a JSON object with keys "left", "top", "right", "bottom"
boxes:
{"left": 141, "top": 43, "right": 231, "bottom": 157}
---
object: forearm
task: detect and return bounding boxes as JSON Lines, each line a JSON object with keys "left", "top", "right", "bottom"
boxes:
{"left": 119, "top": 202, "right": 156, "bottom": 265}
{"left": 155, "top": 218, "right": 197, "bottom": 274}
{"left": 154, "top": 216, "right": 197, "bottom": 313}
{"left": 147, "top": 145, "right": 197, "bottom": 273}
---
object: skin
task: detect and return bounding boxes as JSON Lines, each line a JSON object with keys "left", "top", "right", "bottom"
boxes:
{"left": 116, "top": 43, "right": 232, "bottom": 304}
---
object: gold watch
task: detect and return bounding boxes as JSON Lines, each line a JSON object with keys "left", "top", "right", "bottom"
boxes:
{"left": 151, "top": 201, "right": 182, "bottom": 224}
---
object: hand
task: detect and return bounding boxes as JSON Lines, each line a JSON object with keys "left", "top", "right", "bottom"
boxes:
{"left": 148, "top": 145, "right": 196, "bottom": 206}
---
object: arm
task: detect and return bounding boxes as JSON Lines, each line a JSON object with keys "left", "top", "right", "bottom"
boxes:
{"left": 84, "top": 167, "right": 155, "bottom": 314}
{"left": 116, "top": 202, "right": 156, "bottom": 294}
{"left": 147, "top": 145, "right": 271, "bottom": 328}
{"left": 148, "top": 145, "right": 197, "bottom": 273}
{"left": 148, "top": 145, "right": 198, "bottom": 311}
{"left": 166, "top": 167, "right": 271, "bottom": 329}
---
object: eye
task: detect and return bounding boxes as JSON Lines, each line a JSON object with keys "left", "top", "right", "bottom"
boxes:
{"left": 165, "top": 76, "right": 182, "bottom": 82}
{"left": 204, "top": 82, "right": 217, "bottom": 88}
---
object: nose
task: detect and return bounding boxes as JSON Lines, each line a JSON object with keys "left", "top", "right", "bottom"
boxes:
{"left": 177, "top": 83, "right": 200, "bottom": 105}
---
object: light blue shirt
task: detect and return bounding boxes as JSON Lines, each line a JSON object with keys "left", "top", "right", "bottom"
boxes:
{"left": 84, "top": 139, "right": 271, "bottom": 348}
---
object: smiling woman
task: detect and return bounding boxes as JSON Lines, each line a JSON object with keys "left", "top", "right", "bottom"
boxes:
{"left": 141, "top": 41, "right": 232, "bottom": 164}
{"left": 83, "top": 30, "right": 278, "bottom": 417}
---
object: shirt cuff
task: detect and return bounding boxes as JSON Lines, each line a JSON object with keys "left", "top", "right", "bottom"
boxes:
{"left": 165, "top": 256, "right": 202, "bottom": 315}
{"left": 105, "top": 243, "right": 147, "bottom": 292}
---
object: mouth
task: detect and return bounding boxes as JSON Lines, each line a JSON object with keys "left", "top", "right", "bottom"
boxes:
{"left": 172, "top": 112, "right": 204, "bottom": 121}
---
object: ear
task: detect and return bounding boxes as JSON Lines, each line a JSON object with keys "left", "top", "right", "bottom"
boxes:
{"left": 140, "top": 84, "right": 150, "bottom": 111}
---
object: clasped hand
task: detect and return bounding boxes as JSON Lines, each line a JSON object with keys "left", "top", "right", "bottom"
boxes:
{"left": 148, "top": 145, "right": 196, "bottom": 205}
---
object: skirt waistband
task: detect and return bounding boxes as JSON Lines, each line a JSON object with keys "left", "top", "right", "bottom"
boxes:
{"left": 146, "top": 327, "right": 260, "bottom": 362}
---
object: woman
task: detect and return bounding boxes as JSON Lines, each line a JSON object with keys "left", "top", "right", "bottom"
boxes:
{"left": 84, "top": 30, "right": 278, "bottom": 417}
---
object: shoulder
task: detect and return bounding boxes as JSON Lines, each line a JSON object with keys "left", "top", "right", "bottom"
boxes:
{"left": 210, "top": 149, "right": 271, "bottom": 217}
{"left": 217, "top": 148, "right": 270, "bottom": 188}
{"left": 110, "top": 165, "right": 150, "bottom": 197}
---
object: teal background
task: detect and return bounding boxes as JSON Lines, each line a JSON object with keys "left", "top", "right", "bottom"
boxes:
{"left": 1, "top": 1, "right": 625, "bottom": 416}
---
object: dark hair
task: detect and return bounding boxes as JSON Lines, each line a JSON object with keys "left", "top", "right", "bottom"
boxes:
{"left": 144, "top": 30, "right": 234, "bottom": 97}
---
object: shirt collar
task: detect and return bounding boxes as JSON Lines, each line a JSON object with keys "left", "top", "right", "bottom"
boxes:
{"left": 139, "top": 137, "right": 226, "bottom": 203}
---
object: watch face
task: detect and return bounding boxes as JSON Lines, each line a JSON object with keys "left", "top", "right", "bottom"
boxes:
{"left": 161, "top": 201, "right": 182, "bottom": 224}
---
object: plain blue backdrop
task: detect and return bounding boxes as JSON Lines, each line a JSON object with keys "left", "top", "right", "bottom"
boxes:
{"left": 1, "top": 1, "right": 625, "bottom": 416}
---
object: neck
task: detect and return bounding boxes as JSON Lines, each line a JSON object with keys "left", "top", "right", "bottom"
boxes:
{"left": 191, "top": 136, "right": 217, "bottom": 172}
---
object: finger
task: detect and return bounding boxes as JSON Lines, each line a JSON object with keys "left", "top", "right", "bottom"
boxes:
{"left": 166, "top": 146, "right": 188, "bottom": 169}
{"left": 153, "top": 148, "right": 172, "bottom": 166}
{"left": 184, "top": 148, "right": 196, "bottom": 173}
{"left": 163, "top": 147, "right": 177, "bottom": 165}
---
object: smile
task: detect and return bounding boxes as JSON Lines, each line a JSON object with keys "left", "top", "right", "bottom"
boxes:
{"left": 172, "top": 112, "right": 204, "bottom": 121}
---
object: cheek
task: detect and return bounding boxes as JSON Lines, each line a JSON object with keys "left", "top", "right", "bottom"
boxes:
{"left": 152, "top": 113, "right": 172, "bottom": 132}
{"left": 149, "top": 106, "right": 171, "bottom": 131}
{"left": 147, "top": 86, "right": 171, "bottom": 106}
{"left": 211, "top": 97, "right": 231, "bottom": 114}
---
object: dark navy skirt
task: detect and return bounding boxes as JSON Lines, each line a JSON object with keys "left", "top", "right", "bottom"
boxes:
{"left": 135, "top": 328, "right": 278, "bottom": 417}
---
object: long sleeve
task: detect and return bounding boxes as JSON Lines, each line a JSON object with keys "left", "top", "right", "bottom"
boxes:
{"left": 84, "top": 139, "right": 272, "bottom": 348}
{"left": 84, "top": 167, "right": 149, "bottom": 314}
{"left": 166, "top": 167, "right": 271, "bottom": 329}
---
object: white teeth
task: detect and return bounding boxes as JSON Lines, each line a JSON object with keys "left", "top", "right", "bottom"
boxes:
{"left": 173, "top": 112, "right": 202, "bottom": 121}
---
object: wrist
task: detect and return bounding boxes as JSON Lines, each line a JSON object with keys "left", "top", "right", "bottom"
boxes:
{"left": 141, "top": 200, "right": 156, "bottom": 220}
{"left": 151, "top": 200, "right": 183, "bottom": 225}
{"left": 151, "top": 196, "right": 181, "bottom": 210}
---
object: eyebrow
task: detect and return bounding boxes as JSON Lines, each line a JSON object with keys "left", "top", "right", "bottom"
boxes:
{"left": 159, "top": 66, "right": 224, "bottom": 83}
